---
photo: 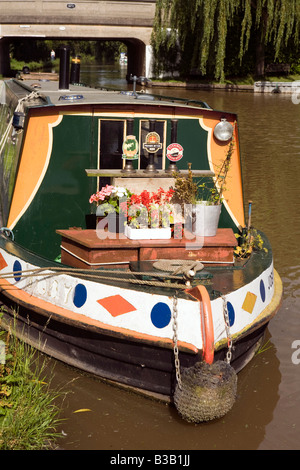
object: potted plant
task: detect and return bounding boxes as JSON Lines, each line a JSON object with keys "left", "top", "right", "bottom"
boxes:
{"left": 172, "top": 140, "right": 234, "bottom": 237}
{"left": 125, "top": 187, "right": 175, "bottom": 239}
{"left": 89, "top": 185, "right": 131, "bottom": 233}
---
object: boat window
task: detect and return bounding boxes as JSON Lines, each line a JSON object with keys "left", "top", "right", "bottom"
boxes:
{"left": 0, "top": 103, "right": 23, "bottom": 226}
{"left": 99, "top": 119, "right": 125, "bottom": 170}
{"left": 139, "top": 120, "right": 166, "bottom": 170}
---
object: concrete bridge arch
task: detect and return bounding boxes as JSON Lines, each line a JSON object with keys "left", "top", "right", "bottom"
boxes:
{"left": 0, "top": 0, "right": 156, "bottom": 77}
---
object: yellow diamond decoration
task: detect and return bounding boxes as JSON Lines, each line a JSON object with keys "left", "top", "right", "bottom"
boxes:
{"left": 242, "top": 292, "right": 257, "bottom": 314}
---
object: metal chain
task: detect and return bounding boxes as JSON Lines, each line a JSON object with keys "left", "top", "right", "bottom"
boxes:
{"left": 172, "top": 294, "right": 182, "bottom": 389}
{"left": 222, "top": 295, "right": 233, "bottom": 364}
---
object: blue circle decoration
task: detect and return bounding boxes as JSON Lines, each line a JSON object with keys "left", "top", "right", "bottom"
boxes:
{"left": 260, "top": 279, "right": 266, "bottom": 302}
{"left": 13, "top": 260, "right": 22, "bottom": 282}
{"left": 150, "top": 302, "right": 172, "bottom": 329}
{"left": 227, "top": 301, "right": 235, "bottom": 327}
{"left": 73, "top": 283, "right": 87, "bottom": 308}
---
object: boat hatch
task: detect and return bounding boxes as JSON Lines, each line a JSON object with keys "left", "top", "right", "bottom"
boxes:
{"left": 58, "top": 94, "right": 84, "bottom": 101}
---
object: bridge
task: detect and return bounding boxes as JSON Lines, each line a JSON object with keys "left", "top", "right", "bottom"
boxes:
{"left": 0, "top": 0, "right": 157, "bottom": 78}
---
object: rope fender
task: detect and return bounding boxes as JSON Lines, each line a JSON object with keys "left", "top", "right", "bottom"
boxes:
{"left": 186, "top": 284, "right": 214, "bottom": 364}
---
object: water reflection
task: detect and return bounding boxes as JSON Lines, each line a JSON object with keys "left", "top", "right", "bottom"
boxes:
{"left": 54, "top": 330, "right": 280, "bottom": 450}
{"left": 52, "top": 64, "right": 299, "bottom": 450}
{"left": 80, "top": 63, "right": 128, "bottom": 89}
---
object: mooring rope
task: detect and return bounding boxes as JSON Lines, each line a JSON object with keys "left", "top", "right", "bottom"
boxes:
{"left": 0, "top": 265, "right": 189, "bottom": 290}
{"left": 0, "top": 257, "right": 207, "bottom": 290}
{"left": 0, "top": 91, "right": 41, "bottom": 155}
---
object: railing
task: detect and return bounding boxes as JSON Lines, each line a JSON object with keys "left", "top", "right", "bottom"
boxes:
{"left": 85, "top": 170, "right": 215, "bottom": 177}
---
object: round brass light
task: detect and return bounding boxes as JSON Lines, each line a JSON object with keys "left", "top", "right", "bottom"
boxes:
{"left": 214, "top": 118, "right": 234, "bottom": 141}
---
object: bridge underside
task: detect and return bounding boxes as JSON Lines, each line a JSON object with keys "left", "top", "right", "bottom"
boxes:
{"left": 0, "top": 23, "right": 154, "bottom": 78}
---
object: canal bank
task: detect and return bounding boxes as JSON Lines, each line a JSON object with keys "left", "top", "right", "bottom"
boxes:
{"left": 151, "top": 80, "right": 254, "bottom": 92}
{"left": 150, "top": 79, "right": 300, "bottom": 94}
{"left": 0, "top": 321, "right": 63, "bottom": 450}
{"left": 14, "top": 64, "right": 300, "bottom": 94}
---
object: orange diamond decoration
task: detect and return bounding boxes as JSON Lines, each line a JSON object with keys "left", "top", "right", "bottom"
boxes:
{"left": 0, "top": 253, "right": 8, "bottom": 271}
{"left": 97, "top": 294, "right": 136, "bottom": 317}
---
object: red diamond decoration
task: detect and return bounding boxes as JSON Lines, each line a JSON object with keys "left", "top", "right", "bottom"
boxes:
{"left": 97, "top": 294, "right": 136, "bottom": 317}
{"left": 0, "top": 253, "right": 8, "bottom": 271}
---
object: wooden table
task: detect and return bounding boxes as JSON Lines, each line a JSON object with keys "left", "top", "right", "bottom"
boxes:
{"left": 56, "top": 228, "right": 237, "bottom": 269}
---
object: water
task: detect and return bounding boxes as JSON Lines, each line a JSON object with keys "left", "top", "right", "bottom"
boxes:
{"left": 80, "top": 62, "right": 129, "bottom": 90}
{"left": 52, "top": 64, "right": 300, "bottom": 450}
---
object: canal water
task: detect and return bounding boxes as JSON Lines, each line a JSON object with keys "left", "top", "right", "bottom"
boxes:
{"left": 52, "top": 64, "right": 300, "bottom": 450}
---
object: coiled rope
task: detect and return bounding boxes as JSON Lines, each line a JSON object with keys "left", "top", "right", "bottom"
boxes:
{"left": 153, "top": 259, "right": 204, "bottom": 275}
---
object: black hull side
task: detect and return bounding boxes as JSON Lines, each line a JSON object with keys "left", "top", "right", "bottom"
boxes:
{"left": 0, "top": 293, "right": 267, "bottom": 400}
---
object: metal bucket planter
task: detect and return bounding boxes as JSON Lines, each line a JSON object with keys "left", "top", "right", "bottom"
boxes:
{"left": 192, "top": 202, "right": 221, "bottom": 237}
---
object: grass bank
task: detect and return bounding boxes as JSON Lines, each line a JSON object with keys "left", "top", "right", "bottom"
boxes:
{"left": 0, "top": 312, "right": 64, "bottom": 450}
{"left": 9, "top": 55, "right": 99, "bottom": 76}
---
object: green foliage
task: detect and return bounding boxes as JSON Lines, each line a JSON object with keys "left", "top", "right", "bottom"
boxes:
{"left": 10, "top": 59, "right": 44, "bottom": 73}
{"left": 9, "top": 38, "right": 125, "bottom": 65}
{"left": 172, "top": 139, "right": 234, "bottom": 206}
{"left": 0, "top": 314, "right": 63, "bottom": 450}
{"left": 256, "top": 339, "right": 272, "bottom": 355}
{"left": 234, "top": 228, "right": 268, "bottom": 259}
{"left": 152, "top": 0, "right": 300, "bottom": 81}
{"left": 172, "top": 163, "right": 199, "bottom": 205}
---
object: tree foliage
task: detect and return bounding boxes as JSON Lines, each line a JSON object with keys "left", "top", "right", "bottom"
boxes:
{"left": 151, "top": 0, "right": 300, "bottom": 80}
{"left": 10, "top": 38, "right": 125, "bottom": 63}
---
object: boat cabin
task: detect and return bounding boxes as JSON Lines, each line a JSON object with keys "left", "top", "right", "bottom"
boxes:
{"left": 0, "top": 78, "right": 244, "bottom": 266}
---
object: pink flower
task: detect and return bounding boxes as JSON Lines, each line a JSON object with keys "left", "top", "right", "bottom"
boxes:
{"left": 89, "top": 185, "right": 131, "bottom": 214}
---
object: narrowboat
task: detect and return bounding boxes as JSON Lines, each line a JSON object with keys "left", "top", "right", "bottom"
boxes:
{"left": 0, "top": 63, "right": 282, "bottom": 421}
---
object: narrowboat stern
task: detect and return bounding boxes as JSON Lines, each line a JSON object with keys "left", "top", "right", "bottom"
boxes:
{"left": 0, "top": 75, "right": 283, "bottom": 421}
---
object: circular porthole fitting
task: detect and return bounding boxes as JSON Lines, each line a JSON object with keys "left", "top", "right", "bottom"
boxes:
{"left": 213, "top": 118, "right": 234, "bottom": 142}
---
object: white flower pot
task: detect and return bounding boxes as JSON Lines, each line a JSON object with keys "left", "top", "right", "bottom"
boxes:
{"left": 192, "top": 202, "right": 221, "bottom": 237}
{"left": 150, "top": 227, "right": 172, "bottom": 239}
{"left": 125, "top": 225, "right": 171, "bottom": 240}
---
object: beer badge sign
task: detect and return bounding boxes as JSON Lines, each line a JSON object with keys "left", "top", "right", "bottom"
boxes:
{"left": 166, "top": 143, "right": 183, "bottom": 162}
{"left": 143, "top": 132, "right": 162, "bottom": 153}
{"left": 122, "top": 135, "right": 139, "bottom": 160}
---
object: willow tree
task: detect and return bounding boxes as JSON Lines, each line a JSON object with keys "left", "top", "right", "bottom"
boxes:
{"left": 151, "top": 0, "right": 300, "bottom": 80}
